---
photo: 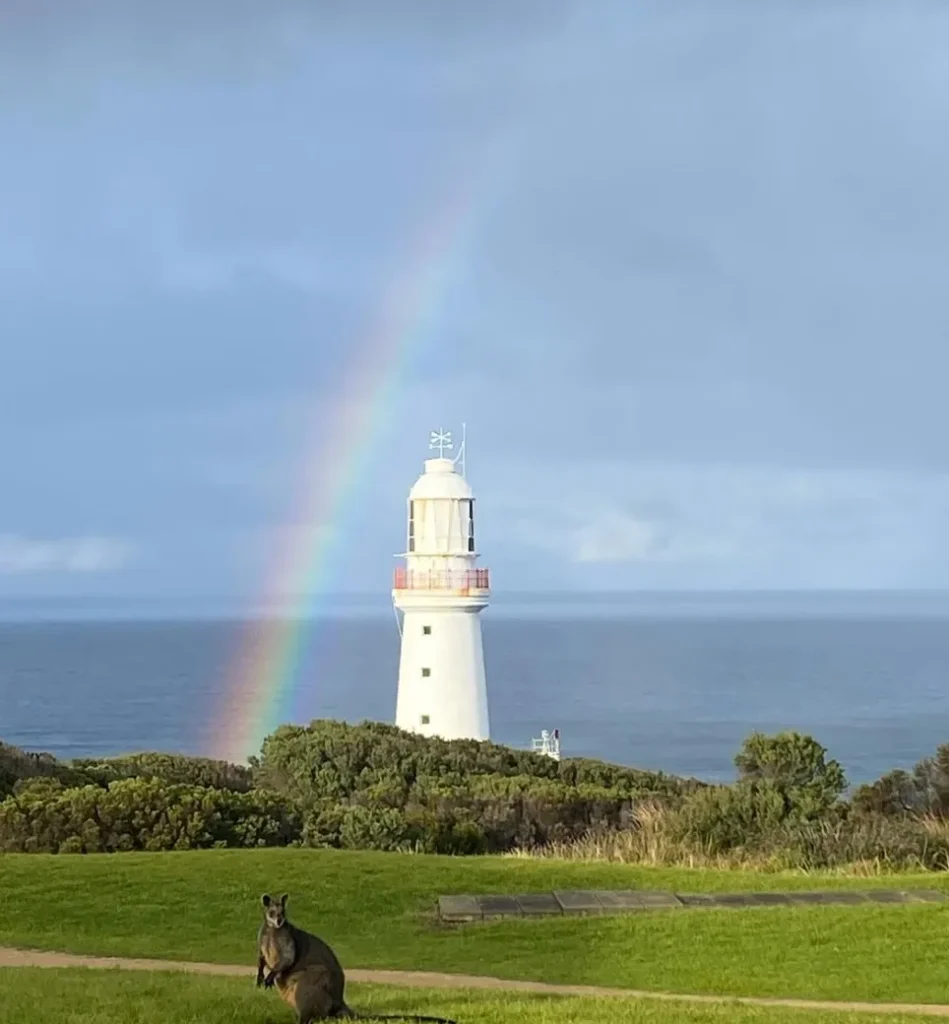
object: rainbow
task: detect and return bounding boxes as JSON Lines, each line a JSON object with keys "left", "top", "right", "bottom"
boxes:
{"left": 208, "top": 140, "right": 513, "bottom": 765}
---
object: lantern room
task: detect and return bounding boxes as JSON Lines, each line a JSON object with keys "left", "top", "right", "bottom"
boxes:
{"left": 404, "top": 457, "right": 477, "bottom": 558}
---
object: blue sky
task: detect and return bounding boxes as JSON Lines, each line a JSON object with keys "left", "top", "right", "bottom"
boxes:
{"left": 2, "top": 0, "right": 949, "bottom": 605}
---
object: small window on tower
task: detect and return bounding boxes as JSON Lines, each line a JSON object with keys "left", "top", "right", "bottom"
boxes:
{"left": 467, "top": 499, "right": 475, "bottom": 552}
{"left": 408, "top": 500, "right": 416, "bottom": 553}
{"left": 421, "top": 667, "right": 431, "bottom": 677}
{"left": 420, "top": 714, "right": 430, "bottom": 725}
{"left": 422, "top": 625, "right": 431, "bottom": 635}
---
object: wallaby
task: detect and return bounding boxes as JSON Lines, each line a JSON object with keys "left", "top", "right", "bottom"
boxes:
{"left": 256, "top": 893, "right": 456, "bottom": 1024}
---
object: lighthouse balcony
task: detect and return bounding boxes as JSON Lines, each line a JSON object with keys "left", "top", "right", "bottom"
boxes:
{"left": 393, "top": 567, "right": 490, "bottom": 594}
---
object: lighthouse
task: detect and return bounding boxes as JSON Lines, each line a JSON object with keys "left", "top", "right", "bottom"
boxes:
{"left": 392, "top": 428, "right": 490, "bottom": 741}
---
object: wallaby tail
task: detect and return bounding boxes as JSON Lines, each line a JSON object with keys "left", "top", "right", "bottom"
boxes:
{"left": 353, "top": 1014, "right": 457, "bottom": 1024}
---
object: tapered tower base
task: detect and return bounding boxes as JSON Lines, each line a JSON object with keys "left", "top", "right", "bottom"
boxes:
{"left": 395, "top": 604, "right": 489, "bottom": 740}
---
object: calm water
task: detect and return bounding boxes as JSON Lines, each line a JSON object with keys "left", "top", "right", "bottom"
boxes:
{"left": 2, "top": 594, "right": 949, "bottom": 785}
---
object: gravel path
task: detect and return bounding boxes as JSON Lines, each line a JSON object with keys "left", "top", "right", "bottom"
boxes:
{"left": 1, "top": 945, "right": 948, "bottom": 1018}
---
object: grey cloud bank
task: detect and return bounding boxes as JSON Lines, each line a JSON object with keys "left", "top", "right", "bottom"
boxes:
{"left": 0, "top": 535, "right": 130, "bottom": 575}
{"left": 0, "top": 1, "right": 947, "bottom": 602}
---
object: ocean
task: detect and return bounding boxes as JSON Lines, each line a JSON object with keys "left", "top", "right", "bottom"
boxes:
{"left": 2, "top": 591, "right": 949, "bottom": 786}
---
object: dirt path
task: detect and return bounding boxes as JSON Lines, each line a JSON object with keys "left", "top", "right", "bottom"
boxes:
{"left": 1, "top": 945, "right": 948, "bottom": 1018}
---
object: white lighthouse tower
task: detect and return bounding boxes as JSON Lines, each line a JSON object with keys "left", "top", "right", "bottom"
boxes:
{"left": 392, "top": 428, "right": 490, "bottom": 741}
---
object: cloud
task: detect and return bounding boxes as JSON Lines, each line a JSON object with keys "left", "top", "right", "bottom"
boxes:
{"left": 0, "top": 535, "right": 131, "bottom": 575}
{"left": 4, "top": 1, "right": 949, "bottom": 600}
{"left": 570, "top": 511, "right": 740, "bottom": 567}
{"left": 573, "top": 512, "right": 663, "bottom": 564}
{"left": 491, "top": 460, "right": 949, "bottom": 588}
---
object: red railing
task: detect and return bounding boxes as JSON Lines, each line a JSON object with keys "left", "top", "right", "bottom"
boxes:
{"left": 393, "top": 568, "right": 490, "bottom": 592}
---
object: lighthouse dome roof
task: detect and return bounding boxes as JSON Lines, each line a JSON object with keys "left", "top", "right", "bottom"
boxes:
{"left": 408, "top": 457, "right": 473, "bottom": 500}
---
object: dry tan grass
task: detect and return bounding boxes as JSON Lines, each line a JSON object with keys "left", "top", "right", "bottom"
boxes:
{"left": 503, "top": 802, "right": 949, "bottom": 876}
{"left": 504, "top": 801, "right": 769, "bottom": 871}
{"left": 920, "top": 814, "right": 949, "bottom": 841}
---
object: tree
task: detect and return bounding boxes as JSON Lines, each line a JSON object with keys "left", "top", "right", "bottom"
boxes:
{"left": 852, "top": 743, "right": 949, "bottom": 818}
{"left": 734, "top": 731, "right": 846, "bottom": 819}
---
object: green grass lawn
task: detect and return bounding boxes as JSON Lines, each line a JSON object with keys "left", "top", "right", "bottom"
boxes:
{"left": 2, "top": 849, "right": 949, "bottom": 1004}
{"left": 0, "top": 969, "right": 937, "bottom": 1024}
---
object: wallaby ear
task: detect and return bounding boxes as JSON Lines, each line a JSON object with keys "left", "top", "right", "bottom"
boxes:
{"left": 261, "top": 894, "right": 272, "bottom": 908}
{"left": 280, "top": 893, "right": 289, "bottom": 909}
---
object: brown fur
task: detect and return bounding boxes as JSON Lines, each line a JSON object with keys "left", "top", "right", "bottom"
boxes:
{"left": 257, "top": 893, "right": 349, "bottom": 1022}
{"left": 255, "top": 893, "right": 456, "bottom": 1024}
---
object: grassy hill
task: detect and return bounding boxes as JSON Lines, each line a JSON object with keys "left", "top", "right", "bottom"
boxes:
{"left": 0, "top": 969, "right": 930, "bottom": 1024}
{"left": 3, "top": 847, "right": 949, "bottom": 1005}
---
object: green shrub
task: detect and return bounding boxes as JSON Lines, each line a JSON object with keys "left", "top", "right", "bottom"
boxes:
{"left": 0, "top": 777, "right": 300, "bottom": 853}
{"left": 402, "top": 806, "right": 488, "bottom": 855}
{"left": 245, "top": 719, "right": 694, "bottom": 854}
{"left": 0, "top": 742, "right": 96, "bottom": 798}
{"left": 735, "top": 730, "right": 847, "bottom": 819}
{"left": 338, "top": 805, "right": 412, "bottom": 852}
{"left": 6, "top": 721, "right": 949, "bottom": 868}
{"left": 556, "top": 756, "right": 701, "bottom": 799}
{"left": 672, "top": 780, "right": 787, "bottom": 853}
{"left": 851, "top": 769, "right": 923, "bottom": 816}
{"left": 12, "top": 776, "right": 66, "bottom": 800}
{"left": 251, "top": 719, "right": 695, "bottom": 808}
{"left": 852, "top": 744, "right": 949, "bottom": 818}
{"left": 71, "top": 752, "right": 254, "bottom": 792}
{"left": 754, "top": 812, "right": 949, "bottom": 871}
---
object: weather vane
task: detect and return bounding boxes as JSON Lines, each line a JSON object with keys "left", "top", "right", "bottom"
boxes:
{"left": 429, "top": 429, "right": 453, "bottom": 458}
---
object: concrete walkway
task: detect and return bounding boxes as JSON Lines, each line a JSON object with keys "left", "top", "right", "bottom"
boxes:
{"left": 3, "top": 945, "right": 949, "bottom": 1018}
{"left": 438, "top": 886, "right": 949, "bottom": 921}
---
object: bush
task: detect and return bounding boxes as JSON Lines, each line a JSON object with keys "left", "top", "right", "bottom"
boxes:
{"left": 753, "top": 812, "right": 949, "bottom": 872}
{"left": 247, "top": 720, "right": 693, "bottom": 854}
{"left": 71, "top": 752, "right": 254, "bottom": 792}
{"left": 12, "top": 777, "right": 66, "bottom": 800}
{"left": 0, "top": 777, "right": 301, "bottom": 853}
{"left": 251, "top": 719, "right": 696, "bottom": 807}
{"left": 243, "top": 719, "right": 696, "bottom": 854}
{"left": 7, "top": 722, "right": 949, "bottom": 869}
{"left": 735, "top": 731, "right": 847, "bottom": 819}
{"left": 338, "top": 805, "right": 413, "bottom": 852}
{"left": 519, "top": 805, "right": 949, "bottom": 873}
{"left": 0, "top": 742, "right": 96, "bottom": 798}
{"left": 852, "top": 745, "right": 949, "bottom": 818}
{"left": 672, "top": 780, "right": 787, "bottom": 854}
